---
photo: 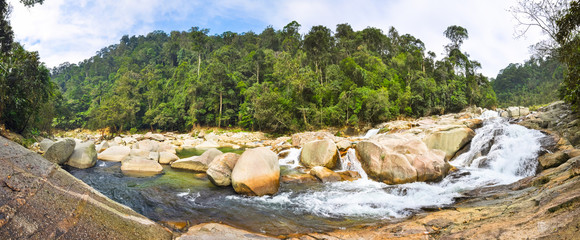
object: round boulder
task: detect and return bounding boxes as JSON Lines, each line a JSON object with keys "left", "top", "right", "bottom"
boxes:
{"left": 44, "top": 138, "right": 76, "bottom": 165}
{"left": 207, "top": 153, "right": 241, "bottom": 187}
{"left": 300, "top": 139, "right": 339, "bottom": 169}
{"left": 231, "top": 147, "right": 280, "bottom": 196}
{"left": 121, "top": 157, "right": 163, "bottom": 176}
{"left": 66, "top": 141, "right": 97, "bottom": 169}
{"left": 423, "top": 126, "right": 475, "bottom": 160}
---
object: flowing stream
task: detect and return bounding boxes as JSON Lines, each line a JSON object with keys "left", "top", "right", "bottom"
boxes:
{"left": 66, "top": 111, "right": 549, "bottom": 235}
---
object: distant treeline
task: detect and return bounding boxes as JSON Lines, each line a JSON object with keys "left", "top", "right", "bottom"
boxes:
{"left": 493, "top": 57, "right": 563, "bottom": 108}
{"left": 51, "top": 22, "right": 498, "bottom": 133}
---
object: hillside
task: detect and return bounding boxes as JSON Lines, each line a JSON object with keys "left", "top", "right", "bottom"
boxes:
{"left": 492, "top": 57, "right": 563, "bottom": 108}
{"left": 51, "top": 23, "right": 497, "bottom": 133}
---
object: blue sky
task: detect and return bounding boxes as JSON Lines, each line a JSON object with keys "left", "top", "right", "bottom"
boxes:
{"left": 9, "top": 0, "right": 545, "bottom": 78}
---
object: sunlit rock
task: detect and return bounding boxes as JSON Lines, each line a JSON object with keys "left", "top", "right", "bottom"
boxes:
{"left": 231, "top": 147, "right": 279, "bottom": 196}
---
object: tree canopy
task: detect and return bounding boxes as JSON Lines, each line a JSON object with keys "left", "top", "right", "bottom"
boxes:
{"left": 51, "top": 23, "right": 497, "bottom": 133}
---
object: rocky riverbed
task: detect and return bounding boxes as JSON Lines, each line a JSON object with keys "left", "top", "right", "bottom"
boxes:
{"left": 2, "top": 103, "right": 579, "bottom": 239}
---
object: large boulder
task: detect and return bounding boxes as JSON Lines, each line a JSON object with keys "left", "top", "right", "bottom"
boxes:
{"left": 66, "top": 141, "right": 97, "bottom": 169}
{"left": 300, "top": 139, "right": 339, "bottom": 169}
{"left": 423, "top": 126, "right": 475, "bottom": 160}
{"left": 356, "top": 134, "right": 449, "bottom": 184}
{"left": 121, "top": 157, "right": 163, "bottom": 176}
{"left": 356, "top": 140, "right": 417, "bottom": 184}
{"left": 0, "top": 136, "right": 172, "bottom": 239}
{"left": 231, "top": 147, "right": 280, "bottom": 196}
{"left": 158, "top": 152, "right": 180, "bottom": 164}
{"left": 43, "top": 138, "right": 76, "bottom": 165}
{"left": 98, "top": 146, "right": 131, "bottom": 162}
{"left": 207, "top": 153, "right": 241, "bottom": 186}
{"left": 171, "top": 148, "right": 222, "bottom": 172}
{"left": 309, "top": 166, "right": 341, "bottom": 183}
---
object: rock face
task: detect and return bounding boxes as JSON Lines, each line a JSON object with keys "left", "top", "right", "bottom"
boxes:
{"left": 171, "top": 148, "right": 222, "bottom": 172}
{"left": 356, "top": 134, "right": 449, "bottom": 184}
{"left": 66, "top": 141, "right": 97, "bottom": 169}
{"left": 520, "top": 101, "right": 580, "bottom": 148}
{"left": 207, "top": 153, "right": 240, "bottom": 187}
{"left": 300, "top": 139, "right": 339, "bottom": 169}
{"left": 177, "top": 223, "right": 276, "bottom": 240}
{"left": 423, "top": 126, "right": 475, "bottom": 160}
{"left": 231, "top": 147, "right": 280, "bottom": 196}
{"left": 43, "top": 138, "right": 76, "bottom": 164}
{"left": 0, "top": 136, "right": 172, "bottom": 239}
{"left": 98, "top": 146, "right": 131, "bottom": 162}
{"left": 309, "top": 166, "right": 341, "bottom": 183}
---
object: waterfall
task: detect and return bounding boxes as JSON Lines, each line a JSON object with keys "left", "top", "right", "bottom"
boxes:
{"left": 340, "top": 148, "right": 368, "bottom": 179}
{"left": 452, "top": 110, "right": 545, "bottom": 178}
{"left": 363, "top": 128, "right": 380, "bottom": 138}
{"left": 278, "top": 148, "right": 302, "bottom": 168}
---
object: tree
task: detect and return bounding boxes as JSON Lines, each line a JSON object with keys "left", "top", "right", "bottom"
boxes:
{"left": 304, "top": 25, "right": 334, "bottom": 85}
{"left": 556, "top": 0, "right": 580, "bottom": 110}
{"left": 510, "top": 0, "right": 570, "bottom": 55}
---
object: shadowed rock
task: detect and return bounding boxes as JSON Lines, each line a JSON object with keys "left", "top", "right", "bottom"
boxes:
{"left": 0, "top": 136, "right": 172, "bottom": 239}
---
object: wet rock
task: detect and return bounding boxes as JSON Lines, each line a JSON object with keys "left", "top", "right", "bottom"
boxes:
{"left": 280, "top": 173, "right": 319, "bottom": 184}
{"left": 207, "top": 153, "right": 240, "bottom": 187}
{"left": 97, "top": 146, "right": 131, "bottom": 162}
{"left": 338, "top": 170, "right": 362, "bottom": 181}
{"left": 231, "top": 147, "right": 279, "bottom": 196}
{"left": 336, "top": 140, "right": 352, "bottom": 151}
{"left": 539, "top": 151, "right": 570, "bottom": 169}
{"left": 66, "top": 141, "right": 97, "bottom": 169}
{"left": 158, "top": 152, "right": 179, "bottom": 164}
{"left": 423, "top": 126, "right": 475, "bottom": 160}
{"left": 171, "top": 148, "right": 223, "bottom": 172}
{"left": 309, "top": 166, "right": 341, "bottom": 183}
{"left": 0, "top": 136, "right": 172, "bottom": 239}
{"left": 177, "top": 223, "right": 276, "bottom": 240}
{"left": 43, "top": 138, "right": 76, "bottom": 165}
{"left": 300, "top": 139, "right": 340, "bottom": 169}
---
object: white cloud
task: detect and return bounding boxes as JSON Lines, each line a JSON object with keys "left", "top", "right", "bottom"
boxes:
{"left": 8, "top": 0, "right": 547, "bottom": 77}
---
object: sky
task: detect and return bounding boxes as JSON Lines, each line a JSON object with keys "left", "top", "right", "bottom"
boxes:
{"left": 9, "top": 0, "right": 547, "bottom": 78}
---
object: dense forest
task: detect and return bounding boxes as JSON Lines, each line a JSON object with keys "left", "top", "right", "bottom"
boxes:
{"left": 51, "top": 22, "right": 497, "bottom": 133}
{"left": 492, "top": 57, "right": 563, "bottom": 107}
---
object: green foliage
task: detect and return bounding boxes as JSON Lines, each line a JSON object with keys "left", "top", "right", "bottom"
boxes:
{"left": 493, "top": 57, "right": 563, "bottom": 107}
{"left": 51, "top": 23, "right": 497, "bottom": 133}
{"left": 556, "top": 0, "right": 580, "bottom": 111}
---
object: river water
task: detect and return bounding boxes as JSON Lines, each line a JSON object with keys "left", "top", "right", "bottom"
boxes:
{"left": 65, "top": 111, "right": 548, "bottom": 235}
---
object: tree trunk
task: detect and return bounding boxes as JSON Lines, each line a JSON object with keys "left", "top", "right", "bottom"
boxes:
{"left": 218, "top": 91, "right": 223, "bottom": 128}
{"left": 256, "top": 63, "right": 260, "bottom": 84}
{"left": 197, "top": 53, "right": 201, "bottom": 79}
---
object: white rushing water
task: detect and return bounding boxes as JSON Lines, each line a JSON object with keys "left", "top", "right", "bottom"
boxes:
{"left": 363, "top": 128, "right": 380, "bottom": 138}
{"left": 278, "top": 148, "right": 302, "bottom": 168}
{"left": 340, "top": 148, "right": 368, "bottom": 179}
{"left": 235, "top": 111, "right": 547, "bottom": 220}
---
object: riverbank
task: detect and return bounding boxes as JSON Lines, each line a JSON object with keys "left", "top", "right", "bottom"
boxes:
{"left": 2, "top": 102, "right": 578, "bottom": 239}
